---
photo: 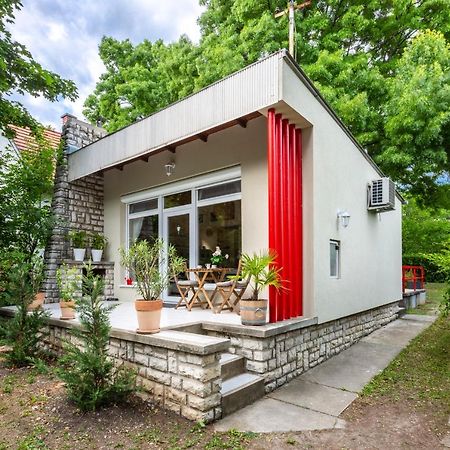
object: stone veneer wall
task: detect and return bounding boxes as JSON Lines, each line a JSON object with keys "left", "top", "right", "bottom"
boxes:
{"left": 40, "top": 322, "right": 226, "bottom": 423}
{"left": 206, "top": 301, "right": 399, "bottom": 393}
{"left": 43, "top": 114, "right": 107, "bottom": 303}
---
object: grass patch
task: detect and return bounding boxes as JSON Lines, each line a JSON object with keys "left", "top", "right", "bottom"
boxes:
{"left": 362, "top": 312, "right": 450, "bottom": 417}
{"left": 407, "top": 282, "right": 445, "bottom": 315}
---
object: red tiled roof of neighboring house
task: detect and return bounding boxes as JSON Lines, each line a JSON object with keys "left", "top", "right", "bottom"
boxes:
{"left": 8, "top": 125, "right": 61, "bottom": 153}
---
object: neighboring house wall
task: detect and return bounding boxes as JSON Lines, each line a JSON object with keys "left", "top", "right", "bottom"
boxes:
{"left": 103, "top": 117, "right": 268, "bottom": 302}
{"left": 282, "top": 60, "right": 402, "bottom": 324}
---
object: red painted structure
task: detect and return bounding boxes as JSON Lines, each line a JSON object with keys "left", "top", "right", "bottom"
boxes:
{"left": 267, "top": 109, "right": 303, "bottom": 323}
{"left": 402, "top": 265, "right": 425, "bottom": 292}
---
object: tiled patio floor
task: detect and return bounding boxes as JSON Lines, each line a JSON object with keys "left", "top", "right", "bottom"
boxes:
{"left": 38, "top": 302, "right": 241, "bottom": 332}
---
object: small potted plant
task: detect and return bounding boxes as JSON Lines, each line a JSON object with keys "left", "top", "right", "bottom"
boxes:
{"left": 90, "top": 232, "right": 108, "bottom": 262}
{"left": 68, "top": 230, "right": 88, "bottom": 262}
{"left": 56, "top": 264, "right": 80, "bottom": 320}
{"left": 211, "top": 246, "right": 229, "bottom": 268}
{"left": 235, "top": 251, "right": 283, "bottom": 326}
{"left": 120, "top": 238, "right": 185, "bottom": 334}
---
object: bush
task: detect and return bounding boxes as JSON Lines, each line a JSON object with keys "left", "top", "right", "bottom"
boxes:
{"left": 3, "top": 256, "right": 49, "bottom": 366}
{"left": 58, "top": 264, "right": 135, "bottom": 411}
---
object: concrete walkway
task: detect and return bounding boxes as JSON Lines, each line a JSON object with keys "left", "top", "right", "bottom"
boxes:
{"left": 214, "top": 314, "right": 437, "bottom": 433}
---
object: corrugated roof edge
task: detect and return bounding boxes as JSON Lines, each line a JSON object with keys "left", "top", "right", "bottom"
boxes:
{"left": 280, "top": 50, "right": 405, "bottom": 204}
{"left": 73, "top": 50, "right": 282, "bottom": 154}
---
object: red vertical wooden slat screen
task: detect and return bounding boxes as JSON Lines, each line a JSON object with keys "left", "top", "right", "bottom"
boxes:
{"left": 267, "top": 109, "right": 303, "bottom": 323}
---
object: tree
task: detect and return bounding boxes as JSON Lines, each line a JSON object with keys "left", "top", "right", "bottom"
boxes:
{"left": 0, "top": 0, "right": 77, "bottom": 137}
{"left": 58, "top": 265, "right": 135, "bottom": 411}
{"left": 83, "top": 0, "right": 449, "bottom": 202}
{"left": 0, "top": 142, "right": 55, "bottom": 261}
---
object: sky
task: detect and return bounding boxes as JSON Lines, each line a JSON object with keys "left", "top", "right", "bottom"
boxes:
{"left": 9, "top": 0, "right": 204, "bottom": 130}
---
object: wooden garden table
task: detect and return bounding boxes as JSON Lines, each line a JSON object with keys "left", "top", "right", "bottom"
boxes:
{"left": 185, "top": 267, "right": 233, "bottom": 311}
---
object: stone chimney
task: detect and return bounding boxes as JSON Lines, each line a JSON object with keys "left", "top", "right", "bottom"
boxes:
{"left": 42, "top": 114, "right": 107, "bottom": 303}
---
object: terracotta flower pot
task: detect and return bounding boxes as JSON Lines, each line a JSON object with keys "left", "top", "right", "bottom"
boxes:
{"left": 135, "top": 299, "right": 163, "bottom": 334}
{"left": 28, "top": 292, "right": 45, "bottom": 311}
{"left": 60, "top": 300, "right": 76, "bottom": 320}
{"left": 240, "top": 299, "right": 268, "bottom": 326}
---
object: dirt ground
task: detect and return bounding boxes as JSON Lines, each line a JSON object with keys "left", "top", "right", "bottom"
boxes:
{"left": 0, "top": 360, "right": 448, "bottom": 450}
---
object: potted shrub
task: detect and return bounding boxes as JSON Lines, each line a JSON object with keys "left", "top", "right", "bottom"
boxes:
{"left": 90, "top": 233, "right": 108, "bottom": 262}
{"left": 120, "top": 238, "right": 185, "bottom": 334}
{"left": 235, "top": 251, "right": 283, "bottom": 326}
{"left": 56, "top": 264, "right": 80, "bottom": 320}
{"left": 68, "top": 230, "right": 88, "bottom": 262}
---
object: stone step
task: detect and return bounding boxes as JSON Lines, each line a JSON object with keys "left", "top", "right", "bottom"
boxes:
{"left": 220, "top": 353, "right": 245, "bottom": 381}
{"left": 221, "top": 372, "right": 265, "bottom": 417}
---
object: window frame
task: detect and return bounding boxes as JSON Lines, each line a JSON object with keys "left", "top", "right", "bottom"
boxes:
{"left": 329, "top": 239, "right": 340, "bottom": 279}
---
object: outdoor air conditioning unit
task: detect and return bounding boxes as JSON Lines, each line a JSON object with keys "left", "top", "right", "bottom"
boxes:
{"left": 367, "top": 177, "right": 395, "bottom": 212}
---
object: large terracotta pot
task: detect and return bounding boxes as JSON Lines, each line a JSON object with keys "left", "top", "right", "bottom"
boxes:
{"left": 135, "top": 299, "right": 163, "bottom": 334}
{"left": 60, "top": 300, "right": 76, "bottom": 320}
{"left": 240, "top": 299, "right": 268, "bottom": 326}
{"left": 28, "top": 292, "right": 45, "bottom": 311}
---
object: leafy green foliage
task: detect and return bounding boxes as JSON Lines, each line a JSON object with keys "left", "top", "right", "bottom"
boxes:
{"left": 0, "top": 0, "right": 77, "bottom": 136}
{"left": 402, "top": 196, "right": 450, "bottom": 282}
{"left": 56, "top": 264, "right": 80, "bottom": 301}
{"left": 0, "top": 142, "right": 55, "bottom": 261}
{"left": 90, "top": 232, "right": 108, "bottom": 250}
{"left": 58, "top": 264, "right": 135, "bottom": 411}
{"left": 235, "top": 251, "right": 282, "bottom": 300}
{"left": 3, "top": 256, "right": 50, "bottom": 367}
{"left": 84, "top": 0, "right": 449, "bottom": 202}
{"left": 424, "top": 241, "right": 450, "bottom": 317}
{"left": 67, "top": 230, "right": 88, "bottom": 248}
{"left": 120, "top": 238, "right": 185, "bottom": 300}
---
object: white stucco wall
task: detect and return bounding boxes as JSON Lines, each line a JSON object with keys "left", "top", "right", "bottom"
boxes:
{"left": 103, "top": 117, "right": 268, "bottom": 302}
{"left": 282, "top": 61, "right": 402, "bottom": 324}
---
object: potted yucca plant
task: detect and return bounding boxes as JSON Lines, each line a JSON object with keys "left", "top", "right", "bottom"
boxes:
{"left": 120, "top": 238, "right": 185, "bottom": 334}
{"left": 235, "top": 251, "right": 282, "bottom": 326}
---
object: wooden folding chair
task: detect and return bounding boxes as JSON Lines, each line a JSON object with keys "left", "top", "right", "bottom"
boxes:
{"left": 174, "top": 266, "right": 199, "bottom": 309}
{"left": 214, "top": 260, "right": 249, "bottom": 313}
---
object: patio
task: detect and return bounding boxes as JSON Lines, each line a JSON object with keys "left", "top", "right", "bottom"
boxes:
{"left": 1, "top": 301, "right": 242, "bottom": 333}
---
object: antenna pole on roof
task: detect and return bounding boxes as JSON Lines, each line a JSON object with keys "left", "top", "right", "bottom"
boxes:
{"left": 274, "top": 0, "right": 311, "bottom": 62}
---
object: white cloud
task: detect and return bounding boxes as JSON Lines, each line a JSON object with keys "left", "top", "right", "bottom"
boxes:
{"left": 7, "top": 0, "right": 204, "bottom": 130}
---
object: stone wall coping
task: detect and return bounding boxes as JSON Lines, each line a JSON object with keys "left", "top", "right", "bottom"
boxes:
{"left": 402, "top": 289, "right": 426, "bottom": 297}
{"left": 0, "top": 307, "right": 230, "bottom": 356}
{"left": 110, "top": 328, "right": 230, "bottom": 355}
{"left": 199, "top": 316, "right": 319, "bottom": 337}
{"left": 63, "top": 260, "right": 115, "bottom": 267}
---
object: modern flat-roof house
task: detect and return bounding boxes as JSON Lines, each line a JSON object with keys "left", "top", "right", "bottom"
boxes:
{"left": 41, "top": 50, "right": 403, "bottom": 421}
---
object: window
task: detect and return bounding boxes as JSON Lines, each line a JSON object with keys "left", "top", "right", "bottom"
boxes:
{"left": 198, "top": 200, "right": 241, "bottom": 268}
{"left": 198, "top": 180, "right": 241, "bottom": 201}
{"left": 330, "top": 240, "right": 340, "bottom": 278}
{"left": 164, "top": 190, "right": 191, "bottom": 209}
{"left": 128, "top": 198, "right": 159, "bottom": 246}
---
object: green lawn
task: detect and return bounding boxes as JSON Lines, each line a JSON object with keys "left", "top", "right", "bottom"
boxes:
{"left": 406, "top": 282, "right": 445, "bottom": 315}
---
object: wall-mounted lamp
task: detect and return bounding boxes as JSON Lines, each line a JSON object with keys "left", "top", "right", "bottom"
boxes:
{"left": 337, "top": 210, "right": 351, "bottom": 228}
{"left": 165, "top": 160, "right": 175, "bottom": 177}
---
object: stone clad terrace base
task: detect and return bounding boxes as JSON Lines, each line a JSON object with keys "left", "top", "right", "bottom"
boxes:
{"left": 0, "top": 304, "right": 231, "bottom": 423}
{"left": 214, "top": 314, "right": 437, "bottom": 432}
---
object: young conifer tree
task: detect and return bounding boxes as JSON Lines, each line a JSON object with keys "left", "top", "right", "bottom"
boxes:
{"left": 59, "top": 263, "right": 135, "bottom": 411}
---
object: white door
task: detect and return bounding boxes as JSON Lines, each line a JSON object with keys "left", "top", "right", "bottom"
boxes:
{"left": 163, "top": 207, "right": 196, "bottom": 302}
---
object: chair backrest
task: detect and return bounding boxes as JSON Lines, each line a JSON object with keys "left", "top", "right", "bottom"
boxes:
{"left": 173, "top": 263, "right": 189, "bottom": 283}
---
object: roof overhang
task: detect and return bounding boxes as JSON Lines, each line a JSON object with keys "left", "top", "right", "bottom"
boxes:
{"left": 67, "top": 50, "right": 405, "bottom": 204}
